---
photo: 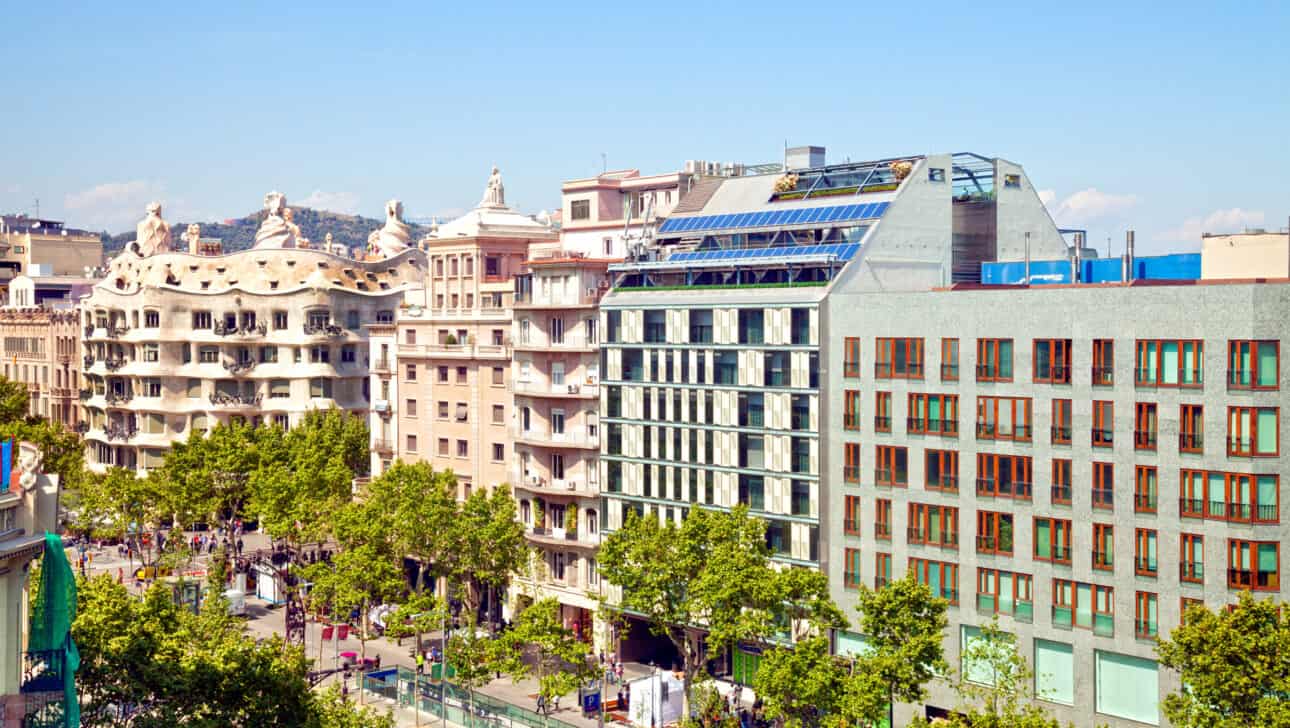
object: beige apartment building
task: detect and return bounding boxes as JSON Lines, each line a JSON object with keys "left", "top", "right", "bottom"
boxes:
{"left": 0, "top": 215, "right": 103, "bottom": 281}
{"left": 1200, "top": 227, "right": 1290, "bottom": 279}
{"left": 509, "top": 253, "right": 613, "bottom": 642}
{"left": 0, "top": 308, "right": 82, "bottom": 429}
{"left": 371, "top": 176, "right": 557, "bottom": 505}
{"left": 82, "top": 203, "right": 424, "bottom": 473}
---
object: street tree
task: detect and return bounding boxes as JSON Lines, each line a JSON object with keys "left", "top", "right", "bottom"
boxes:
{"left": 1156, "top": 591, "right": 1290, "bottom": 728}
{"left": 453, "top": 484, "right": 527, "bottom": 627}
{"left": 161, "top": 420, "right": 259, "bottom": 537}
{"left": 597, "top": 505, "right": 836, "bottom": 718}
{"left": 250, "top": 409, "right": 369, "bottom": 544}
{"left": 447, "top": 611, "right": 514, "bottom": 720}
{"left": 840, "top": 575, "right": 949, "bottom": 727}
{"left": 75, "top": 467, "right": 162, "bottom": 569}
{"left": 500, "top": 598, "right": 593, "bottom": 721}
{"left": 753, "top": 635, "right": 848, "bottom": 728}
{"left": 74, "top": 574, "right": 394, "bottom": 727}
{"left": 909, "top": 618, "right": 1065, "bottom": 728}
{"left": 303, "top": 540, "right": 405, "bottom": 700}
{"left": 365, "top": 462, "right": 459, "bottom": 595}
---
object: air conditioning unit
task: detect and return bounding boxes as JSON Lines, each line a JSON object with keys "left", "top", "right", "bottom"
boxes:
{"left": 373, "top": 400, "right": 390, "bottom": 413}
{"left": 567, "top": 384, "right": 580, "bottom": 394}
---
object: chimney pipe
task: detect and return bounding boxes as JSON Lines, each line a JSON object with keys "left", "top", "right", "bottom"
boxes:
{"left": 1024, "top": 232, "right": 1031, "bottom": 285}
{"left": 1071, "top": 239, "right": 1081, "bottom": 283}
{"left": 1123, "top": 230, "right": 1136, "bottom": 282}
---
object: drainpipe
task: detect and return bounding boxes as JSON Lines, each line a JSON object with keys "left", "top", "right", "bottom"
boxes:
{"left": 1123, "top": 230, "right": 1136, "bottom": 282}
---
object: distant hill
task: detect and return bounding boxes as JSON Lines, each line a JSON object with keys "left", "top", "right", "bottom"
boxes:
{"left": 103, "top": 207, "right": 430, "bottom": 254}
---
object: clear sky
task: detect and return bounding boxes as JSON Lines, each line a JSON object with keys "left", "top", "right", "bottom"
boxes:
{"left": 3, "top": 0, "right": 1286, "bottom": 254}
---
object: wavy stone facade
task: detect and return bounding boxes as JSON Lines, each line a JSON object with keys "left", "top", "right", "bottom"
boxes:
{"left": 80, "top": 247, "right": 425, "bottom": 473}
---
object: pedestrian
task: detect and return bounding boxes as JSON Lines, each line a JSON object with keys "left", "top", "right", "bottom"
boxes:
{"left": 553, "top": 696, "right": 560, "bottom": 712}
{"left": 117, "top": 567, "right": 123, "bottom": 584}
{"left": 537, "top": 695, "right": 545, "bottom": 715}
{"left": 416, "top": 652, "right": 425, "bottom": 674}
{"left": 374, "top": 654, "right": 381, "bottom": 670}
{"left": 236, "top": 538, "right": 243, "bottom": 553}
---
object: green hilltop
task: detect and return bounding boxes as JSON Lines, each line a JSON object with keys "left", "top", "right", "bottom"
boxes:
{"left": 103, "top": 207, "right": 430, "bottom": 254}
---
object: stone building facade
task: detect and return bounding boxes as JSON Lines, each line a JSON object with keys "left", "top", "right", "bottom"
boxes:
{"left": 0, "top": 308, "right": 81, "bottom": 428}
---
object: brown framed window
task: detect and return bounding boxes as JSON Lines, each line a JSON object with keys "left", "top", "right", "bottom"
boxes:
{"left": 908, "top": 503, "right": 958, "bottom": 548}
{"left": 1135, "top": 591, "right": 1159, "bottom": 639}
{"left": 1051, "top": 459, "right": 1072, "bottom": 504}
{"left": 1135, "top": 339, "right": 1203, "bottom": 387}
{"left": 874, "top": 445, "right": 908, "bottom": 486}
{"left": 1227, "top": 406, "right": 1279, "bottom": 456}
{"left": 843, "top": 390, "right": 860, "bottom": 430}
{"left": 843, "top": 337, "right": 860, "bottom": 378}
{"left": 843, "top": 548, "right": 863, "bottom": 588}
{"left": 1180, "top": 533, "right": 1203, "bottom": 583}
{"left": 874, "top": 392, "right": 892, "bottom": 432}
{"left": 875, "top": 552, "right": 892, "bottom": 588}
{"left": 874, "top": 499, "right": 892, "bottom": 540}
{"left": 976, "top": 453, "right": 1033, "bottom": 499}
{"left": 1180, "top": 469, "right": 1279, "bottom": 523}
{"left": 1092, "top": 339, "right": 1114, "bottom": 385}
{"left": 1034, "top": 517, "right": 1072, "bottom": 564}
{"left": 941, "top": 338, "right": 960, "bottom": 381}
{"left": 1135, "top": 402, "right": 1158, "bottom": 450}
{"left": 1092, "top": 400, "right": 1113, "bottom": 447}
{"left": 1134, "top": 465, "right": 1158, "bottom": 513}
{"left": 976, "top": 338, "right": 1014, "bottom": 382}
{"left": 1135, "top": 528, "right": 1158, "bottom": 577}
{"left": 843, "top": 443, "right": 860, "bottom": 483}
{"left": 1033, "top": 338, "right": 1072, "bottom": 384}
{"left": 1180, "top": 404, "right": 1203, "bottom": 452}
{"left": 875, "top": 337, "right": 924, "bottom": 379}
{"left": 1228, "top": 539, "right": 1279, "bottom": 591}
{"left": 1228, "top": 340, "right": 1279, "bottom": 390}
{"left": 1052, "top": 579, "right": 1114, "bottom": 633}
{"left": 977, "top": 569, "right": 1034, "bottom": 617}
{"left": 908, "top": 393, "right": 958, "bottom": 436}
{"left": 976, "top": 511, "right": 1015, "bottom": 555}
{"left": 909, "top": 558, "right": 959, "bottom": 603}
{"left": 844, "top": 495, "right": 861, "bottom": 535}
{"left": 1051, "top": 399, "right": 1072, "bottom": 444}
{"left": 925, "top": 449, "right": 959, "bottom": 492}
{"left": 1092, "top": 461, "right": 1114, "bottom": 510}
{"left": 1092, "top": 523, "right": 1114, "bottom": 571}
{"left": 976, "top": 396, "right": 1033, "bottom": 441}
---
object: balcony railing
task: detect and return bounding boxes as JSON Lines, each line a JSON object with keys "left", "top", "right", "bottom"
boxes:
{"left": 373, "top": 357, "right": 392, "bottom": 372}
{"left": 1092, "top": 549, "right": 1114, "bottom": 570}
{"left": 843, "top": 361, "right": 860, "bottom": 378}
{"left": 104, "top": 392, "right": 133, "bottom": 406}
{"left": 1091, "top": 428, "right": 1113, "bottom": 446}
{"left": 1134, "top": 430, "right": 1157, "bottom": 449}
{"left": 843, "top": 414, "right": 860, "bottom": 430}
{"left": 1135, "top": 557, "right": 1158, "bottom": 576}
{"left": 874, "top": 522, "right": 891, "bottom": 540}
{"left": 976, "top": 535, "right": 1013, "bottom": 555}
{"left": 1091, "top": 487, "right": 1114, "bottom": 510}
{"left": 907, "top": 527, "right": 959, "bottom": 548}
{"left": 1134, "top": 619, "right": 1158, "bottom": 640}
{"left": 209, "top": 393, "right": 264, "bottom": 407}
{"left": 976, "top": 478, "right": 1032, "bottom": 499}
{"left": 1091, "top": 366, "right": 1114, "bottom": 386}
{"left": 104, "top": 357, "right": 127, "bottom": 372}
{"left": 1179, "top": 432, "right": 1203, "bottom": 452}
{"left": 223, "top": 359, "right": 256, "bottom": 375}
{"left": 1228, "top": 568, "right": 1279, "bottom": 590}
{"left": 1134, "top": 493, "right": 1157, "bottom": 513}
{"left": 927, "top": 475, "right": 958, "bottom": 492}
{"left": 1034, "top": 365, "right": 1071, "bottom": 384}
{"left": 940, "top": 363, "right": 959, "bottom": 380}
{"left": 1179, "top": 497, "right": 1205, "bottom": 518}
{"left": 104, "top": 423, "right": 138, "bottom": 442}
{"left": 843, "top": 518, "right": 860, "bottom": 535}
{"left": 1179, "top": 562, "right": 1204, "bottom": 581}
{"left": 372, "top": 439, "right": 394, "bottom": 454}
{"left": 1050, "top": 425, "right": 1072, "bottom": 443}
{"left": 1051, "top": 484, "right": 1072, "bottom": 504}
{"left": 873, "top": 415, "right": 891, "bottom": 432}
{"left": 303, "top": 322, "right": 346, "bottom": 337}
{"left": 874, "top": 361, "right": 923, "bottom": 379}
{"left": 907, "top": 417, "right": 958, "bottom": 436}
{"left": 843, "top": 466, "right": 860, "bottom": 483}
{"left": 976, "top": 422, "right": 1031, "bottom": 441}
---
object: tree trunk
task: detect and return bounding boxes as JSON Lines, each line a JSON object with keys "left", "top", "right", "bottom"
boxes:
{"left": 359, "top": 597, "right": 369, "bottom": 705}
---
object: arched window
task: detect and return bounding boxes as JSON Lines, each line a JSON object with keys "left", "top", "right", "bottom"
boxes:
{"left": 585, "top": 508, "right": 598, "bottom": 534}
{"left": 520, "top": 499, "right": 531, "bottom": 525}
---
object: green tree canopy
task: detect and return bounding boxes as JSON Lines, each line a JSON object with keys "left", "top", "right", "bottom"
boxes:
{"left": 1156, "top": 592, "right": 1290, "bottom": 728}
{"left": 598, "top": 505, "right": 840, "bottom": 717}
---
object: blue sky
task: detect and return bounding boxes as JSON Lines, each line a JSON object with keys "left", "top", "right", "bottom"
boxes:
{"left": 3, "top": 0, "right": 1286, "bottom": 254}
